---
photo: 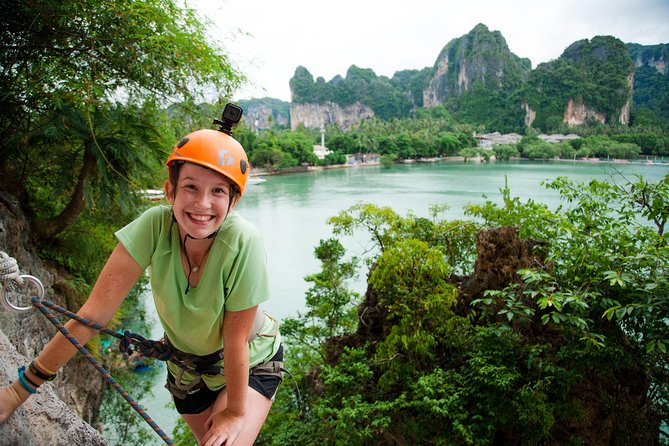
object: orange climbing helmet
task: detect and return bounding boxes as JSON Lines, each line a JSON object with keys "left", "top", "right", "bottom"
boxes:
{"left": 166, "top": 104, "right": 249, "bottom": 195}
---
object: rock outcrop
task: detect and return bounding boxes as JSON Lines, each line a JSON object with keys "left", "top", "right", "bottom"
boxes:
{"left": 290, "top": 101, "right": 374, "bottom": 130}
{"left": 0, "top": 331, "right": 106, "bottom": 445}
{"left": 246, "top": 103, "right": 289, "bottom": 130}
{"left": 628, "top": 42, "right": 669, "bottom": 76}
{"left": 422, "top": 23, "right": 531, "bottom": 107}
{"left": 563, "top": 98, "right": 607, "bottom": 126}
{"left": 239, "top": 98, "right": 291, "bottom": 130}
{"left": 0, "top": 188, "right": 106, "bottom": 444}
{"left": 523, "top": 101, "right": 536, "bottom": 127}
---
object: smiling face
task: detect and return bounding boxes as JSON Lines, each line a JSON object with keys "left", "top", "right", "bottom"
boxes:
{"left": 165, "top": 162, "right": 238, "bottom": 239}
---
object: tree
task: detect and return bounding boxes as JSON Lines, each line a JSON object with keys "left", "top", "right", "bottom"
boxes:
{"left": 493, "top": 144, "right": 519, "bottom": 160}
{"left": 281, "top": 238, "right": 359, "bottom": 367}
{"left": 265, "top": 174, "right": 668, "bottom": 444}
{"left": 277, "top": 130, "right": 318, "bottom": 165}
{"left": 1, "top": 0, "right": 244, "bottom": 241}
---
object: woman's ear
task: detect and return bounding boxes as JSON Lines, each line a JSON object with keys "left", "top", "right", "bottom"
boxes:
{"left": 164, "top": 180, "right": 175, "bottom": 204}
{"left": 230, "top": 195, "right": 241, "bottom": 209}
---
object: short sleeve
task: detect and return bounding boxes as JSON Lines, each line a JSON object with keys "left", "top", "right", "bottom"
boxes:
{"left": 223, "top": 231, "right": 270, "bottom": 312}
{"left": 115, "top": 206, "right": 168, "bottom": 270}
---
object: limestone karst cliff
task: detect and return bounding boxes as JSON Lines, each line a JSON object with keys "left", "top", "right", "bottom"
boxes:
{"left": 239, "top": 97, "right": 291, "bottom": 130}
{"left": 0, "top": 188, "right": 107, "bottom": 445}
{"left": 423, "top": 23, "right": 531, "bottom": 107}
{"left": 285, "top": 25, "right": 667, "bottom": 132}
{"left": 289, "top": 101, "right": 374, "bottom": 130}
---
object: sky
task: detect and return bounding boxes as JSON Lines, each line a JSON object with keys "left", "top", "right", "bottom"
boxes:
{"left": 191, "top": 0, "right": 669, "bottom": 103}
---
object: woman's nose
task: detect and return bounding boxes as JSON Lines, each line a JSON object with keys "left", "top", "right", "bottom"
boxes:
{"left": 194, "top": 191, "right": 210, "bottom": 208}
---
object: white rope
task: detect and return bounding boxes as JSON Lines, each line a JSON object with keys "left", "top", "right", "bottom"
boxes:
{"left": 0, "top": 251, "right": 24, "bottom": 285}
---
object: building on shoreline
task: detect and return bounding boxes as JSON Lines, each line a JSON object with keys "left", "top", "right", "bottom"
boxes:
{"left": 476, "top": 132, "right": 581, "bottom": 149}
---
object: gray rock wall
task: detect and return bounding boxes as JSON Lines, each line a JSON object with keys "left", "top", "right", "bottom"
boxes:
{"left": 0, "top": 188, "right": 106, "bottom": 445}
{"left": 290, "top": 101, "right": 374, "bottom": 130}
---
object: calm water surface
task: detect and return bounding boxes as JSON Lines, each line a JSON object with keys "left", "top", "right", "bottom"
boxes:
{"left": 241, "top": 159, "right": 668, "bottom": 320}
{"left": 132, "top": 160, "right": 668, "bottom": 443}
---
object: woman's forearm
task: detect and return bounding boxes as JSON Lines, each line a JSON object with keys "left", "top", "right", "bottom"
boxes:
{"left": 223, "top": 342, "right": 250, "bottom": 417}
{"left": 32, "top": 243, "right": 143, "bottom": 376}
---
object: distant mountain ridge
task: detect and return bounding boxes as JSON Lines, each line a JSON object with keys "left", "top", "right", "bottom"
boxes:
{"left": 241, "top": 24, "right": 669, "bottom": 133}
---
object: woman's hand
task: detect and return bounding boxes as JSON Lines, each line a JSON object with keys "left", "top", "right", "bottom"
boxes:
{"left": 202, "top": 408, "right": 244, "bottom": 446}
{"left": 0, "top": 381, "right": 30, "bottom": 423}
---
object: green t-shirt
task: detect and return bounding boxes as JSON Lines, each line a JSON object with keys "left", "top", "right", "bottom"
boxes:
{"left": 115, "top": 205, "right": 280, "bottom": 389}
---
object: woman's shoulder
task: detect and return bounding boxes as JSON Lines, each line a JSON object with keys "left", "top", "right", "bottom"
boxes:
{"left": 138, "top": 204, "right": 173, "bottom": 222}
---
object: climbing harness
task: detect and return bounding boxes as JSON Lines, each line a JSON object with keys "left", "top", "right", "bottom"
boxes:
{"left": 163, "top": 331, "right": 285, "bottom": 400}
{"left": 0, "top": 257, "right": 174, "bottom": 445}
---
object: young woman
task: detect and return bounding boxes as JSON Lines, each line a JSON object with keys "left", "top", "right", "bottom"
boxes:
{"left": 0, "top": 114, "right": 283, "bottom": 446}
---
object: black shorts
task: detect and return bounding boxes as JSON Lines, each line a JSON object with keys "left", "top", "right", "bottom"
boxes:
{"left": 170, "top": 345, "right": 284, "bottom": 415}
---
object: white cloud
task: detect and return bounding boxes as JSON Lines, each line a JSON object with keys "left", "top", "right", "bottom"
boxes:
{"left": 191, "top": 0, "right": 669, "bottom": 102}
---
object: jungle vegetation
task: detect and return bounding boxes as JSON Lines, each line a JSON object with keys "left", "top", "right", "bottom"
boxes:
{"left": 2, "top": 1, "right": 669, "bottom": 445}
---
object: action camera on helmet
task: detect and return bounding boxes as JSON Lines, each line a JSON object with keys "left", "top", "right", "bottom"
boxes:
{"left": 214, "top": 103, "right": 243, "bottom": 135}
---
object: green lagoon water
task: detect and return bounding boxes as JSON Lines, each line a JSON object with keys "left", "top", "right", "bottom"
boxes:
{"left": 133, "top": 159, "right": 668, "bottom": 443}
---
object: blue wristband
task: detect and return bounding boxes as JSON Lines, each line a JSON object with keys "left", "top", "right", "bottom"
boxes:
{"left": 17, "top": 366, "right": 37, "bottom": 395}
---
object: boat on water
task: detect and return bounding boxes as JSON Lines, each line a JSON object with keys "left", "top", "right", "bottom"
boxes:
{"left": 141, "top": 189, "right": 165, "bottom": 201}
{"left": 248, "top": 176, "right": 266, "bottom": 185}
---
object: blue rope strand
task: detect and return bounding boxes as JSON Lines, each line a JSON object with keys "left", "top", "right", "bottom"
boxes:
{"left": 31, "top": 297, "right": 175, "bottom": 446}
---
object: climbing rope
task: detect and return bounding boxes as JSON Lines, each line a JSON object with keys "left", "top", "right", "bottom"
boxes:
{"left": 0, "top": 251, "right": 23, "bottom": 284}
{"left": 0, "top": 251, "right": 174, "bottom": 445}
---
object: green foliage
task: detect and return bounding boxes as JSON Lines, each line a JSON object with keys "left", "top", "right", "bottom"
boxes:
{"left": 493, "top": 144, "right": 520, "bottom": 160}
{"left": 521, "top": 141, "right": 558, "bottom": 159}
{"left": 459, "top": 147, "right": 479, "bottom": 161}
{"left": 627, "top": 43, "right": 669, "bottom": 126}
{"left": 610, "top": 131, "right": 669, "bottom": 156}
{"left": 321, "top": 150, "right": 347, "bottom": 166}
{"left": 379, "top": 153, "right": 397, "bottom": 168}
{"left": 469, "top": 173, "right": 669, "bottom": 351}
{"left": 521, "top": 36, "right": 634, "bottom": 132}
{"left": 277, "top": 129, "right": 319, "bottom": 165}
{"left": 172, "top": 417, "right": 198, "bottom": 446}
{"left": 99, "top": 280, "right": 161, "bottom": 446}
{"left": 304, "top": 239, "right": 360, "bottom": 340}
{"left": 281, "top": 238, "right": 360, "bottom": 370}
{"left": 1, "top": 0, "right": 244, "bottom": 241}
{"left": 266, "top": 173, "right": 669, "bottom": 444}
{"left": 579, "top": 135, "right": 641, "bottom": 159}
{"left": 290, "top": 65, "right": 414, "bottom": 119}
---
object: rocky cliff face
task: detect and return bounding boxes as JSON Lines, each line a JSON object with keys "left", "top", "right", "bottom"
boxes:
{"left": 628, "top": 43, "right": 669, "bottom": 75}
{"left": 246, "top": 104, "right": 289, "bottom": 130}
{"left": 0, "top": 188, "right": 106, "bottom": 444}
{"left": 290, "top": 101, "right": 374, "bottom": 130}
{"left": 560, "top": 59, "right": 634, "bottom": 126}
{"left": 239, "top": 98, "right": 291, "bottom": 130}
{"left": 423, "top": 23, "right": 531, "bottom": 107}
{"left": 563, "top": 98, "right": 607, "bottom": 126}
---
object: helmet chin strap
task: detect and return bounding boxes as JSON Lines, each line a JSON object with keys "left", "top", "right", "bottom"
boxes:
{"left": 173, "top": 214, "right": 219, "bottom": 295}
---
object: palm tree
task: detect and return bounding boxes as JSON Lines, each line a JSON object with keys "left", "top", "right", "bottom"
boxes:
{"left": 17, "top": 104, "right": 163, "bottom": 241}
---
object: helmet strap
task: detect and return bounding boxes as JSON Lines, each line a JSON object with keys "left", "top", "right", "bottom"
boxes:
{"left": 181, "top": 228, "right": 218, "bottom": 295}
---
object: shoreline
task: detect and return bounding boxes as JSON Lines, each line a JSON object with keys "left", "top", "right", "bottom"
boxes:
{"left": 250, "top": 155, "right": 669, "bottom": 178}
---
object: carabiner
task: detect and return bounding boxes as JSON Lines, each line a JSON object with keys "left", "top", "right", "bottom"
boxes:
{"left": 2, "top": 274, "right": 44, "bottom": 312}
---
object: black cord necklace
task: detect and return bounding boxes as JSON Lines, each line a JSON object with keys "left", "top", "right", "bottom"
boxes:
{"left": 182, "top": 231, "right": 217, "bottom": 295}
